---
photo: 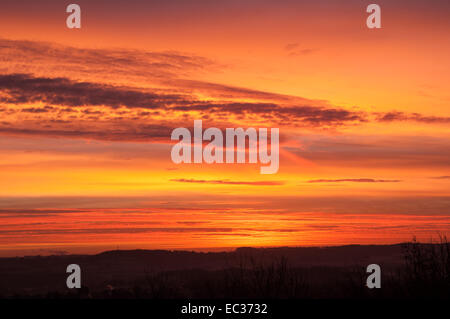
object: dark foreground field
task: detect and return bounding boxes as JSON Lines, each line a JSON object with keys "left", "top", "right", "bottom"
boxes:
{"left": 0, "top": 240, "right": 449, "bottom": 299}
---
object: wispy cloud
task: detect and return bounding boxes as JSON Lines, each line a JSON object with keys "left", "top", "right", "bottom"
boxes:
{"left": 0, "top": 125, "right": 174, "bottom": 142}
{"left": 284, "top": 42, "right": 318, "bottom": 56}
{"left": 0, "top": 227, "right": 233, "bottom": 235}
{"left": 170, "top": 179, "right": 285, "bottom": 186}
{"left": 0, "top": 38, "right": 215, "bottom": 82}
{"left": 377, "top": 111, "right": 450, "bottom": 124}
{"left": 306, "top": 178, "right": 401, "bottom": 183}
{"left": 289, "top": 135, "right": 450, "bottom": 169}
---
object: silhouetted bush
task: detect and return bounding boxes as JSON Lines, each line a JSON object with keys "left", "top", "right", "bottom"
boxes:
{"left": 398, "top": 235, "right": 450, "bottom": 298}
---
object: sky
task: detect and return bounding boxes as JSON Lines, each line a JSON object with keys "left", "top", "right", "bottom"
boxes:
{"left": 0, "top": 0, "right": 449, "bottom": 256}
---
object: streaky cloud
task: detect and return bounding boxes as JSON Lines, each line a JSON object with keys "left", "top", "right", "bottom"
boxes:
{"left": 306, "top": 178, "right": 401, "bottom": 183}
{"left": 170, "top": 178, "right": 284, "bottom": 186}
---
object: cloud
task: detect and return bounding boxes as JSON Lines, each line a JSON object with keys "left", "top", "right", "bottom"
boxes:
{"left": 2, "top": 38, "right": 316, "bottom": 104}
{"left": 0, "top": 73, "right": 364, "bottom": 128}
{"left": 0, "top": 39, "right": 370, "bottom": 130}
{"left": 0, "top": 209, "right": 88, "bottom": 214}
{"left": 0, "top": 73, "right": 364, "bottom": 125}
{"left": 1, "top": 38, "right": 449, "bottom": 148}
{"left": 170, "top": 179, "right": 285, "bottom": 186}
{"left": 177, "top": 221, "right": 208, "bottom": 225}
{"left": 284, "top": 43, "right": 317, "bottom": 56}
{"left": 377, "top": 111, "right": 450, "bottom": 124}
{"left": 162, "top": 78, "right": 313, "bottom": 103}
{"left": 1, "top": 195, "right": 450, "bottom": 215}
{"left": 0, "top": 227, "right": 233, "bottom": 235}
{"left": 0, "top": 73, "right": 371, "bottom": 145}
{"left": 284, "top": 43, "right": 300, "bottom": 51}
{"left": 430, "top": 176, "right": 450, "bottom": 180}
{"left": 21, "top": 106, "right": 54, "bottom": 113}
{"left": 289, "top": 135, "right": 450, "bottom": 169}
{"left": 306, "top": 178, "right": 401, "bottom": 183}
{"left": 1, "top": 38, "right": 448, "bottom": 130}
{"left": 0, "top": 38, "right": 215, "bottom": 82}
{"left": 288, "top": 48, "right": 318, "bottom": 56}
{"left": 172, "top": 102, "right": 366, "bottom": 125}
{"left": 0, "top": 73, "right": 187, "bottom": 109}
{"left": 0, "top": 124, "right": 173, "bottom": 142}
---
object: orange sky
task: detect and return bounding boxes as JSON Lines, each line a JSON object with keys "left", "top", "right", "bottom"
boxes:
{"left": 0, "top": 0, "right": 449, "bottom": 256}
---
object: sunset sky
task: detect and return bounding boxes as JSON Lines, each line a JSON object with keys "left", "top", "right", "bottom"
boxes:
{"left": 0, "top": 0, "right": 449, "bottom": 256}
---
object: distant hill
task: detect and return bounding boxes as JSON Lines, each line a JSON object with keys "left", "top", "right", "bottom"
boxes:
{"left": 0, "top": 244, "right": 406, "bottom": 296}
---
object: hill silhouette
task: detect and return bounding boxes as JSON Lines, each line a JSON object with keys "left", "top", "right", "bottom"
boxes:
{"left": 0, "top": 243, "right": 448, "bottom": 298}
